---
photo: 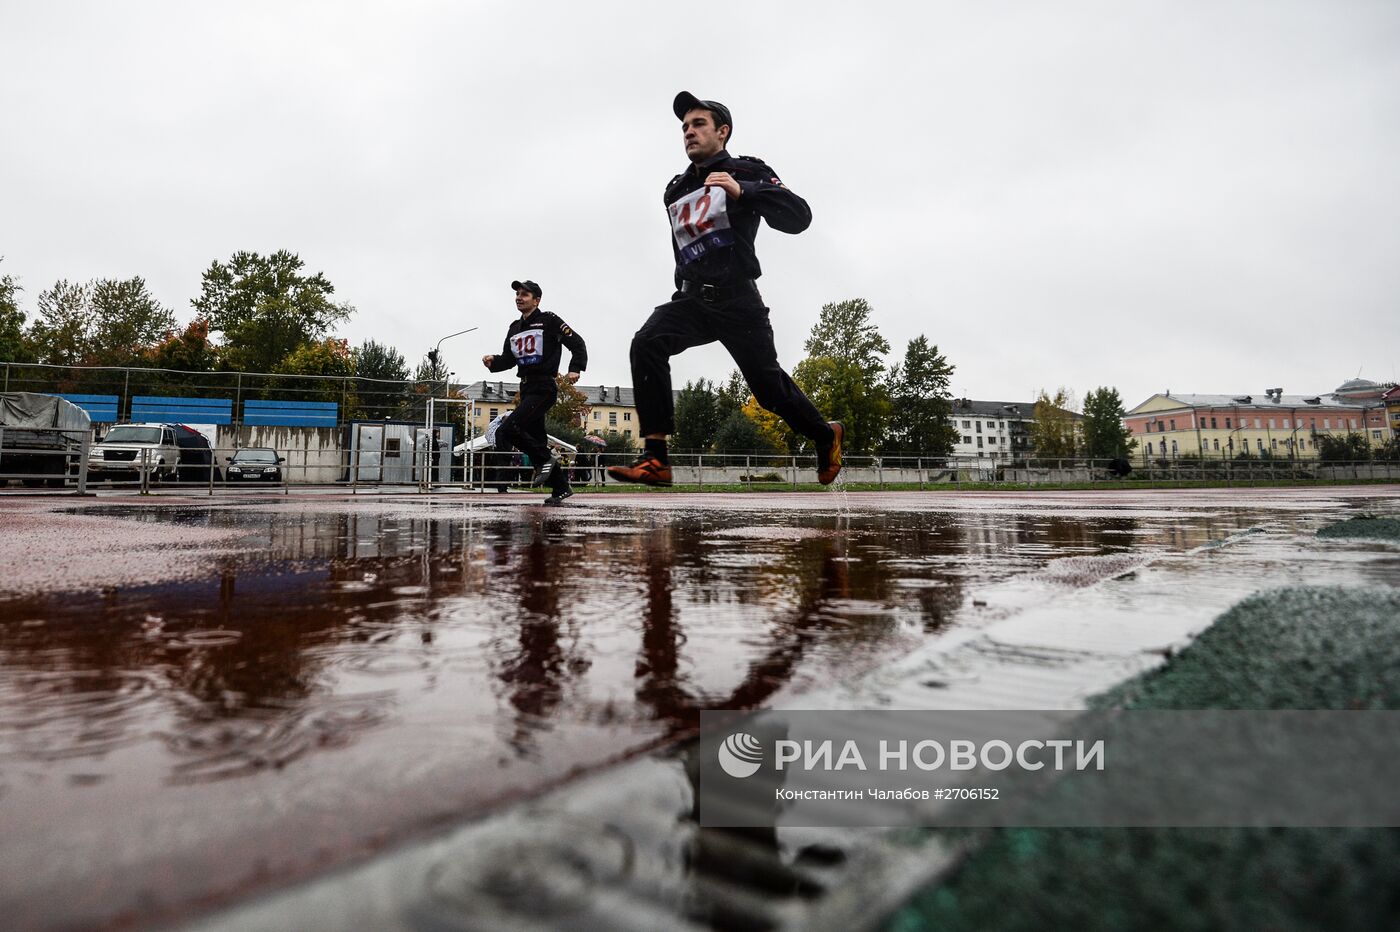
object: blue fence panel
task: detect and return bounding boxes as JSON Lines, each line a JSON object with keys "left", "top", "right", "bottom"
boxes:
{"left": 54, "top": 393, "right": 120, "bottom": 422}
{"left": 131, "top": 395, "right": 233, "bottom": 425}
{"left": 243, "top": 399, "right": 339, "bottom": 427}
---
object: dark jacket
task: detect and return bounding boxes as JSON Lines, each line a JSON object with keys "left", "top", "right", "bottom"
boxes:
{"left": 664, "top": 149, "right": 811, "bottom": 287}
{"left": 489, "top": 309, "right": 587, "bottom": 382}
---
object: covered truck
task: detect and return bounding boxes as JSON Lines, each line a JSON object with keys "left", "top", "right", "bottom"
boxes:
{"left": 0, "top": 392, "right": 91, "bottom": 487}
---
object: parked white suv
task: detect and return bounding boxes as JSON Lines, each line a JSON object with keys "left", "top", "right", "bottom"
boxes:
{"left": 87, "top": 424, "right": 184, "bottom": 482}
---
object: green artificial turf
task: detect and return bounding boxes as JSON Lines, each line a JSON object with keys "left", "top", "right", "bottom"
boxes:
{"left": 1317, "top": 516, "right": 1400, "bottom": 542}
{"left": 887, "top": 587, "right": 1400, "bottom": 932}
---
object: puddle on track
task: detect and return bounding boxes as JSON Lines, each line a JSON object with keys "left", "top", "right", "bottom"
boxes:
{"left": 0, "top": 491, "right": 1382, "bottom": 929}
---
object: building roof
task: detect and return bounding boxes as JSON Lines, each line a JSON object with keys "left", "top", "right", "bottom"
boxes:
{"left": 1334, "top": 378, "right": 1384, "bottom": 396}
{"left": 950, "top": 399, "right": 1037, "bottom": 418}
{"left": 1128, "top": 391, "right": 1376, "bottom": 415}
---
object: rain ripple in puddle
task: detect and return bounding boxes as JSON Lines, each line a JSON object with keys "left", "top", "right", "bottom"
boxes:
{"left": 160, "top": 691, "right": 396, "bottom": 783}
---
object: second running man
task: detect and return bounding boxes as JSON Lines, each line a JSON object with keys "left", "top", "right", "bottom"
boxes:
{"left": 482, "top": 279, "right": 587, "bottom": 505}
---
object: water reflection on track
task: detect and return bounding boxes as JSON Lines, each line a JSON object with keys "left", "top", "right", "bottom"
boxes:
{"left": 0, "top": 497, "right": 1259, "bottom": 929}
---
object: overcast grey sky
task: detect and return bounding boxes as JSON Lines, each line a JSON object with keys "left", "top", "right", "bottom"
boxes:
{"left": 3, "top": 1, "right": 1398, "bottom": 408}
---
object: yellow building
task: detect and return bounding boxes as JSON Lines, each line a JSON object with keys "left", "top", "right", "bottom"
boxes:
{"left": 458, "top": 380, "right": 641, "bottom": 440}
{"left": 1125, "top": 383, "right": 1390, "bottom": 460}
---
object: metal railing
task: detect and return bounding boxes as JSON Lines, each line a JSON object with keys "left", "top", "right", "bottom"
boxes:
{"left": 6, "top": 442, "right": 1399, "bottom": 495}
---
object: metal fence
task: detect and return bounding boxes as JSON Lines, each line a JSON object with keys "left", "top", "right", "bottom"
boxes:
{"left": 0, "top": 361, "right": 441, "bottom": 426}
{"left": 5, "top": 437, "right": 1399, "bottom": 496}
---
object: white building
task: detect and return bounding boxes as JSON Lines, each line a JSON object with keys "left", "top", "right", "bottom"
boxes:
{"left": 947, "top": 399, "right": 1035, "bottom": 463}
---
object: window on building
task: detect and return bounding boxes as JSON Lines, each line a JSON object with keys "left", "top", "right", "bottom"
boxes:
{"left": 1225, "top": 417, "right": 1231, "bottom": 429}
{"left": 1323, "top": 418, "right": 1330, "bottom": 429}
{"left": 489, "top": 408, "right": 499, "bottom": 419}
{"left": 1350, "top": 418, "right": 1358, "bottom": 429}
{"left": 623, "top": 412, "right": 631, "bottom": 422}
{"left": 1271, "top": 439, "right": 1278, "bottom": 450}
{"left": 975, "top": 421, "right": 982, "bottom": 432}
{"left": 473, "top": 407, "right": 481, "bottom": 417}
{"left": 976, "top": 436, "right": 983, "bottom": 448}
{"left": 1374, "top": 430, "right": 1383, "bottom": 440}
{"left": 1268, "top": 419, "right": 1275, "bottom": 429}
{"left": 1210, "top": 417, "right": 1217, "bottom": 429}
{"left": 962, "top": 435, "right": 972, "bottom": 444}
{"left": 623, "top": 429, "right": 632, "bottom": 438}
{"left": 1170, "top": 419, "right": 1176, "bottom": 430}
{"left": 385, "top": 438, "right": 401, "bottom": 457}
{"left": 609, "top": 412, "right": 617, "bottom": 426}
{"left": 1282, "top": 419, "right": 1290, "bottom": 429}
{"left": 1213, "top": 439, "right": 1220, "bottom": 451}
{"left": 962, "top": 420, "right": 970, "bottom": 428}
{"left": 593, "top": 411, "right": 600, "bottom": 420}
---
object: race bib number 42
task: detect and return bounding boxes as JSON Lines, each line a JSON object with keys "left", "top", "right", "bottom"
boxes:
{"left": 510, "top": 327, "right": 544, "bottom": 365}
{"left": 669, "top": 185, "right": 734, "bottom": 264}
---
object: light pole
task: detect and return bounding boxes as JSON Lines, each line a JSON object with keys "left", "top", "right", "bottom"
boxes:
{"left": 426, "top": 327, "right": 477, "bottom": 431}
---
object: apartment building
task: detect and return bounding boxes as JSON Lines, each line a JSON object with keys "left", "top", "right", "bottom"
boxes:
{"left": 456, "top": 380, "right": 641, "bottom": 439}
{"left": 1124, "top": 380, "right": 1391, "bottom": 460}
{"left": 947, "top": 399, "right": 1036, "bottom": 462}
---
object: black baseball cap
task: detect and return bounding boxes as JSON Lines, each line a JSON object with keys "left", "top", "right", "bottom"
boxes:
{"left": 510, "top": 280, "right": 541, "bottom": 298}
{"left": 673, "top": 91, "right": 732, "bottom": 136}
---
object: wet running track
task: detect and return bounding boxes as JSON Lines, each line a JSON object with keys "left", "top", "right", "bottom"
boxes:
{"left": 1, "top": 487, "right": 1396, "bottom": 929}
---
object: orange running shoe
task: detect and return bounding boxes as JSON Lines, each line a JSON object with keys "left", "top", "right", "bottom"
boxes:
{"left": 607, "top": 455, "right": 673, "bottom": 487}
{"left": 817, "top": 422, "right": 844, "bottom": 485}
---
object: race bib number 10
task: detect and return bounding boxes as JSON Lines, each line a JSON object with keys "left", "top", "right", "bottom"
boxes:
{"left": 669, "top": 185, "right": 734, "bottom": 264}
{"left": 510, "top": 327, "right": 545, "bottom": 365}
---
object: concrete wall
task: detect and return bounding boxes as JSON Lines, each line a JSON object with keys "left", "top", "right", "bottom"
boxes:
{"left": 214, "top": 425, "right": 344, "bottom": 483}
{"left": 1318, "top": 464, "right": 1400, "bottom": 481}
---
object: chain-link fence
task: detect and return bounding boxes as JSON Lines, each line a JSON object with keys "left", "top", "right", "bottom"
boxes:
{"left": 1, "top": 361, "right": 441, "bottom": 425}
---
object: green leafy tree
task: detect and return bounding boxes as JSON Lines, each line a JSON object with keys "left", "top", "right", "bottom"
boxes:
{"left": 29, "top": 276, "right": 175, "bottom": 367}
{"left": 673, "top": 378, "right": 721, "bottom": 451}
{"left": 29, "top": 280, "right": 93, "bottom": 365}
{"left": 353, "top": 340, "right": 409, "bottom": 418}
{"left": 884, "top": 336, "right": 958, "bottom": 455}
{"left": 712, "top": 410, "right": 777, "bottom": 456}
{"left": 1030, "top": 387, "right": 1079, "bottom": 460}
{"left": 803, "top": 298, "right": 890, "bottom": 370}
{"left": 276, "top": 337, "right": 355, "bottom": 405}
{"left": 1373, "top": 439, "right": 1400, "bottom": 464}
{"left": 1080, "top": 386, "right": 1136, "bottom": 460}
{"left": 89, "top": 277, "right": 175, "bottom": 365}
{"left": 714, "top": 370, "right": 748, "bottom": 423}
{"left": 1316, "top": 433, "right": 1371, "bottom": 463}
{"left": 1, "top": 259, "right": 34, "bottom": 363}
{"left": 193, "top": 250, "right": 352, "bottom": 372}
{"left": 792, "top": 299, "right": 893, "bottom": 453}
{"left": 355, "top": 340, "right": 408, "bottom": 380}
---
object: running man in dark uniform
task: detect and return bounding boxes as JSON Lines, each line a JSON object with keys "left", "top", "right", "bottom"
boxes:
{"left": 483, "top": 280, "right": 587, "bottom": 504}
{"left": 608, "top": 91, "right": 843, "bottom": 487}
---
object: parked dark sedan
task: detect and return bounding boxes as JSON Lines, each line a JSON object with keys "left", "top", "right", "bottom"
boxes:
{"left": 225, "top": 447, "right": 285, "bottom": 482}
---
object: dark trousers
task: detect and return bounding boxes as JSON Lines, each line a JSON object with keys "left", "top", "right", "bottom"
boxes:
{"left": 495, "top": 379, "right": 557, "bottom": 476}
{"left": 629, "top": 296, "right": 830, "bottom": 442}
